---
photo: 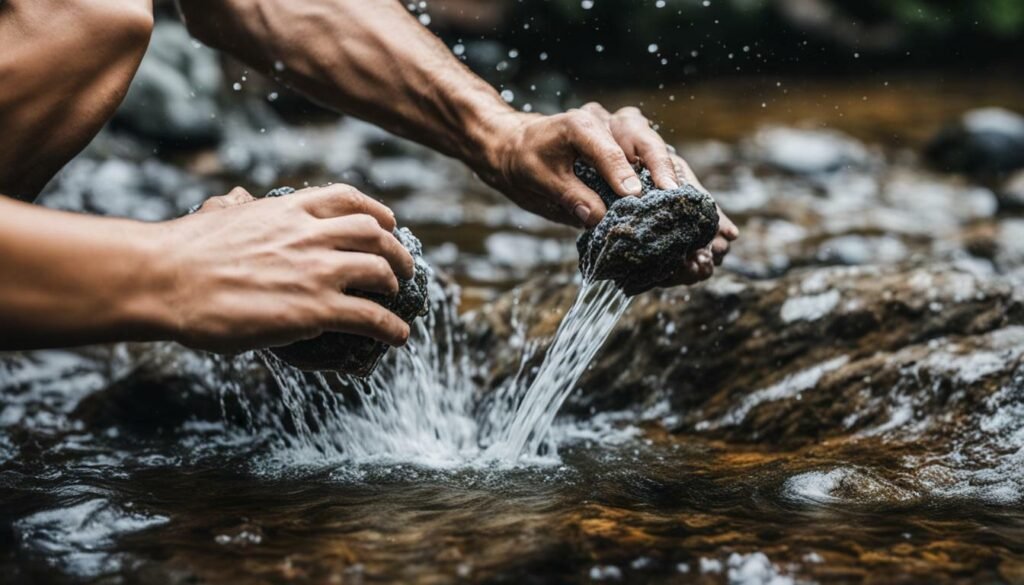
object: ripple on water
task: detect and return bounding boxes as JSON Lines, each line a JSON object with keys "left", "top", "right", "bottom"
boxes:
{"left": 14, "top": 498, "right": 168, "bottom": 578}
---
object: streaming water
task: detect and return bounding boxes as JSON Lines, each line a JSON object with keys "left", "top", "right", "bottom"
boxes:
{"left": 482, "top": 280, "right": 631, "bottom": 462}
{"left": 230, "top": 274, "right": 631, "bottom": 468}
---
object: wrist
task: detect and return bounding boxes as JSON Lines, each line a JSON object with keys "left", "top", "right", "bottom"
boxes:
{"left": 117, "top": 220, "right": 184, "bottom": 344}
{"left": 461, "top": 102, "right": 536, "bottom": 182}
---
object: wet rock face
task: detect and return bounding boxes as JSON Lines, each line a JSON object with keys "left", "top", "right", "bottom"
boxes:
{"left": 261, "top": 188, "right": 431, "bottom": 376}
{"left": 574, "top": 162, "right": 719, "bottom": 296}
{"left": 468, "top": 263, "right": 1024, "bottom": 445}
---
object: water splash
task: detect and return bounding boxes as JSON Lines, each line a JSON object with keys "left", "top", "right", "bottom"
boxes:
{"left": 221, "top": 274, "right": 633, "bottom": 469}
{"left": 481, "top": 280, "right": 631, "bottom": 463}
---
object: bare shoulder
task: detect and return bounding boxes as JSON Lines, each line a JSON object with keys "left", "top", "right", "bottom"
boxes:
{"left": 0, "top": 0, "right": 153, "bottom": 200}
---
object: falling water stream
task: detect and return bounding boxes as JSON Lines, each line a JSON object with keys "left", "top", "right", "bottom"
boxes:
{"left": 249, "top": 276, "right": 631, "bottom": 468}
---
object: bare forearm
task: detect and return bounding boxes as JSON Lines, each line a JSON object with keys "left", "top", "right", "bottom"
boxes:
{"left": 178, "top": 0, "right": 514, "bottom": 170}
{"left": 0, "top": 197, "right": 172, "bottom": 350}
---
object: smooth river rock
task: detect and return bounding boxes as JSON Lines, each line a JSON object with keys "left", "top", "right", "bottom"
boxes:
{"left": 925, "top": 107, "right": 1024, "bottom": 178}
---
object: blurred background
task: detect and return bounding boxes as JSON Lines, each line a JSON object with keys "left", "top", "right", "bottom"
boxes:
{"left": 39, "top": 0, "right": 1024, "bottom": 310}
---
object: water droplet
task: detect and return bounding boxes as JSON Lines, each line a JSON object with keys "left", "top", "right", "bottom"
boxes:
{"left": 648, "top": 43, "right": 659, "bottom": 53}
{"left": 500, "top": 89, "right": 515, "bottom": 103}
{"left": 595, "top": 44, "right": 604, "bottom": 53}
{"left": 232, "top": 82, "right": 242, "bottom": 91}
{"left": 581, "top": 0, "right": 594, "bottom": 9}
{"left": 418, "top": 13, "right": 431, "bottom": 25}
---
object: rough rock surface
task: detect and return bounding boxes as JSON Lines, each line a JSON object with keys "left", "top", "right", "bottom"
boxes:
{"left": 468, "top": 262, "right": 1024, "bottom": 445}
{"left": 258, "top": 188, "right": 431, "bottom": 376}
{"left": 574, "top": 162, "right": 719, "bottom": 295}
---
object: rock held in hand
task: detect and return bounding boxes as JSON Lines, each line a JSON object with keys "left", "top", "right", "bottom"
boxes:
{"left": 191, "top": 186, "right": 431, "bottom": 377}
{"left": 574, "top": 161, "right": 719, "bottom": 296}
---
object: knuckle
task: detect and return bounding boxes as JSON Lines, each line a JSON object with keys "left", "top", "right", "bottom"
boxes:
{"left": 618, "top": 106, "right": 645, "bottom": 120}
{"left": 351, "top": 213, "right": 378, "bottom": 232}
{"left": 372, "top": 255, "right": 392, "bottom": 275}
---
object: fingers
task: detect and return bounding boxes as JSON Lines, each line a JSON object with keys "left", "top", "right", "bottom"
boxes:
{"left": 321, "top": 214, "right": 415, "bottom": 279}
{"left": 609, "top": 107, "right": 678, "bottom": 190}
{"left": 326, "top": 295, "right": 410, "bottom": 346}
{"left": 580, "top": 102, "right": 612, "bottom": 126}
{"left": 555, "top": 175, "right": 612, "bottom": 228}
{"left": 658, "top": 248, "right": 715, "bottom": 288}
{"left": 198, "top": 187, "right": 256, "bottom": 212}
{"left": 332, "top": 251, "right": 401, "bottom": 296}
{"left": 717, "top": 204, "right": 740, "bottom": 241}
{"left": 711, "top": 235, "right": 731, "bottom": 265}
{"left": 564, "top": 110, "right": 642, "bottom": 198}
{"left": 670, "top": 154, "right": 709, "bottom": 193}
{"left": 294, "top": 184, "right": 397, "bottom": 231}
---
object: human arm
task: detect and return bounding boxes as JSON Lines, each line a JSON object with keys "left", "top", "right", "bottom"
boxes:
{"left": 176, "top": 0, "right": 737, "bottom": 279}
{"left": 0, "top": 187, "right": 413, "bottom": 352}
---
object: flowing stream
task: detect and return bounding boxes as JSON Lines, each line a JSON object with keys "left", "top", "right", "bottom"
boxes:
{"left": 247, "top": 276, "right": 631, "bottom": 468}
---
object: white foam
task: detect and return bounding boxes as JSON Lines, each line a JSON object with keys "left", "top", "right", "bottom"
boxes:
{"left": 780, "top": 290, "right": 840, "bottom": 323}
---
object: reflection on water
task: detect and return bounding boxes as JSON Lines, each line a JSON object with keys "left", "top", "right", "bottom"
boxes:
{"left": 3, "top": 408, "right": 1024, "bottom": 584}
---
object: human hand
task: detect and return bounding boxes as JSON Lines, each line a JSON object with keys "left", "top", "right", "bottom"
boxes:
{"left": 477, "top": 103, "right": 737, "bottom": 285}
{"left": 155, "top": 185, "right": 414, "bottom": 353}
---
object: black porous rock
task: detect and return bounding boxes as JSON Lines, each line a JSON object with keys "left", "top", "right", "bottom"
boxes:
{"left": 264, "top": 187, "right": 431, "bottom": 376}
{"left": 574, "top": 161, "right": 719, "bottom": 296}
{"left": 191, "top": 186, "right": 431, "bottom": 377}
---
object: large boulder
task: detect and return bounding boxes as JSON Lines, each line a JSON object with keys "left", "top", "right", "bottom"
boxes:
{"left": 467, "top": 263, "right": 1024, "bottom": 445}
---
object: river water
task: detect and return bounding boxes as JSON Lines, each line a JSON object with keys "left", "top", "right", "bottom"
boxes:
{"left": 4, "top": 74, "right": 1024, "bottom": 583}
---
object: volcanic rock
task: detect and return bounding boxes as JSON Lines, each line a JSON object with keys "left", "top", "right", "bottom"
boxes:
{"left": 259, "top": 188, "right": 431, "bottom": 376}
{"left": 574, "top": 162, "right": 719, "bottom": 296}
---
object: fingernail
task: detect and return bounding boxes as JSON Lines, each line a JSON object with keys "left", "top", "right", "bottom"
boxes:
{"left": 664, "top": 177, "right": 680, "bottom": 189}
{"left": 573, "top": 204, "right": 591, "bottom": 224}
{"left": 622, "top": 176, "right": 642, "bottom": 195}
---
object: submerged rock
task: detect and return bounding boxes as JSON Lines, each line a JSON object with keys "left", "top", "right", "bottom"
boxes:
{"left": 260, "top": 188, "right": 432, "bottom": 376}
{"left": 574, "top": 162, "right": 719, "bottom": 296}
{"left": 926, "top": 108, "right": 1024, "bottom": 178}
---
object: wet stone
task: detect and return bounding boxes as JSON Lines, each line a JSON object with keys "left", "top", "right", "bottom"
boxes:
{"left": 191, "top": 187, "right": 431, "bottom": 377}
{"left": 574, "top": 162, "right": 720, "bottom": 296}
